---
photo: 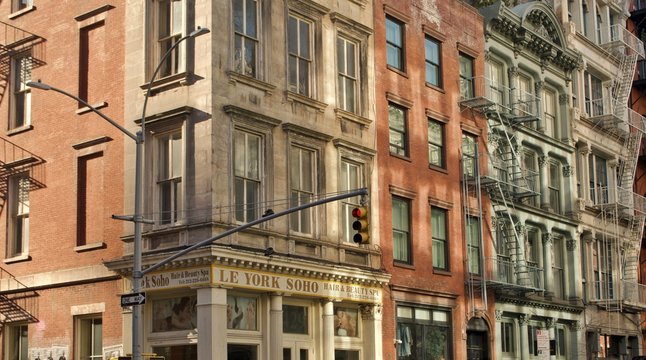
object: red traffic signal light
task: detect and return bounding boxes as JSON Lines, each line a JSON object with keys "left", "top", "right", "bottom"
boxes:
{"left": 351, "top": 206, "right": 369, "bottom": 244}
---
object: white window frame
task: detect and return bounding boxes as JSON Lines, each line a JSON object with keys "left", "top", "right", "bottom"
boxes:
{"left": 283, "top": 300, "right": 315, "bottom": 360}
{"left": 155, "top": 129, "right": 184, "bottom": 226}
{"left": 7, "top": 174, "right": 29, "bottom": 258}
{"left": 149, "top": 0, "right": 187, "bottom": 80}
{"left": 392, "top": 196, "right": 411, "bottom": 264}
{"left": 589, "top": 153, "right": 608, "bottom": 205}
{"left": 233, "top": 129, "right": 262, "bottom": 223}
{"left": 500, "top": 321, "right": 515, "bottom": 355}
{"left": 5, "top": 324, "right": 28, "bottom": 360}
{"left": 289, "top": 145, "right": 316, "bottom": 235}
{"left": 75, "top": 315, "right": 102, "bottom": 360}
{"left": 233, "top": 0, "right": 260, "bottom": 78}
{"left": 10, "top": 51, "right": 32, "bottom": 130}
{"left": 337, "top": 35, "right": 358, "bottom": 113}
{"left": 340, "top": 159, "right": 362, "bottom": 243}
{"left": 431, "top": 206, "right": 448, "bottom": 270}
{"left": 543, "top": 88, "right": 557, "bottom": 138}
{"left": 12, "top": 0, "right": 32, "bottom": 13}
{"left": 428, "top": 119, "right": 444, "bottom": 168}
{"left": 548, "top": 160, "right": 561, "bottom": 214}
{"left": 287, "top": 13, "right": 313, "bottom": 97}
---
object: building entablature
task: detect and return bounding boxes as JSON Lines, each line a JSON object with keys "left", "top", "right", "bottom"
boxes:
{"left": 481, "top": 2, "right": 581, "bottom": 74}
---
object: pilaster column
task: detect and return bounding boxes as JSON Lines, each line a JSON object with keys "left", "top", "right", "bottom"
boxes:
{"left": 539, "top": 155, "right": 549, "bottom": 209}
{"left": 196, "top": 286, "right": 227, "bottom": 360}
{"left": 568, "top": 321, "right": 585, "bottom": 360}
{"left": 322, "top": 300, "right": 335, "bottom": 360}
{"left": 546, "top": 318, "right": 556, "bottom": 360}
{"left": 583, "top": 232, "right": 595, "bottom": 300}
{"left": 360, "top": 304, "right": 383, "bottom": 360}
{"left": 543, "top": 232, "right": 554, "bottom": 296}
{"left": 520, "top": 314, "right": 531, "bottom": 360}
{"left": 495, "top": 310, "right": 503, "bottom": 357}
{"left": 579, "top": 145, "right": 590, "bottom": 202}
{"left": 535, "top": 81, "right": 545, "bottom": 132}
{"left": 567, "top": 237, "right": 582, "bottom": 300}
{"left": 270, "top": 294, "right": 283, "bottom": 360}
{"left": 562, "top": 164, "right": 573, "bottom": 214}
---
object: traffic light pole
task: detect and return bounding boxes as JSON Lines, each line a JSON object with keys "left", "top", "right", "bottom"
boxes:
{"left": 140, "top": 188, "right": 368, "bottom": 276}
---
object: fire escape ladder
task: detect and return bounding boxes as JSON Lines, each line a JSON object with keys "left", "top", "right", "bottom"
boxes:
{"left": 0, "top": 136, "right": 45, "bottom": 215}
{"left": 0, "top": 21, "right": 45, "bottom": 105}
{"left": 0, "top": 267, "right": 38, "bottom": 329}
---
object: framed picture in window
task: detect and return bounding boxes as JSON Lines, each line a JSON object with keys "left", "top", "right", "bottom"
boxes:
{"left": 152, "top": 295, "right": 197, "bottom": 332}
{"left": 334, "top": 306, "right": 358, "bottom": 337}
{"left": 227, "top": 295, "right": 257, "bottom": 330}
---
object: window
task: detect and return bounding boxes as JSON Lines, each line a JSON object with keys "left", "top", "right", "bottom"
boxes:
{"left": 388, "top": 103, "right": 407, "bottom": 156}
{"left": 340, "top": 160, "right": 362, "bottom": 243}
{"left": 459, "top": 53, "right": 474, "bottom": 99}
{"left": 527, "top": 325, "right": 539, "bottom": 356}
{"left": 77, "top": 153, "right": 104, "bottom": 246}
{"left": 552, "top": 236, "right": 565, "bottom": 298}
{"left": 543, "top": 88, "right": 557, "bottom": 137}
{"left": 525, "top": 227, "right": 539, "bottom": 266}
{"left": 466, "top": 216, "right": 481, "bottom": 275}
{"left": 234, "top": 129, "right": 261, "bottom": 223}
{"left": 548, "top": 161, "right": 561, "bottom": 214}
{"left": 76, "top": 316, "right": 102, "bottom": 360}
{"left": 12, "top": 0, "right": 32, "bottom": 12}
{"left": 556, "top": 327, "right": 567, "bottom": 358}
{"left": 594, "top": 240, "right": 614, "bottom": 299}
{"left": 290, "top": 146, "right": 315, "bottom": 234}
{"left": 337, "top": 36, "right": 357, "bottom": 112}
{"left": 153, "top": 345, "right": 198, "bottom": 360}
{"left": 428, "top": 119, "right": 444, "bottom": 168}
{"left": 425, "top": 36, "right": 441, "bottom": 87}
{"left": 462, "top": 133, "right": 477, "bottom": 178}
{"left": 386, "top": 16, "right": 404, "bottom": 71}
{"left": 584, "top": 71, "right": 603, "bottom": 116}
{"left": 152, "top": 0, "right": 184, "bottom": 79}
{"left": 157, "top": 130, "right": 183, "bottom": 225}
{"left": 501, "top": 322, "right": 515, "bottom": 354}
{"left": 233, "top": 0, "right": 259, "bottom": 77}
{"left": 392, "top": 196, "right": 411, "bottom": 264}
{"left": 6, "top": 325, "right": 28, "bottom": 360}
{"left": 396, "top": 305, "right": 451, "bottom": 360}
{"left": 283, "top": 305, "right": 308, "bottom": 334}
{"left": 431, "top": 207, "right": 448, "bottom": 270}
{"left": 517, "top": 74, "right": 533, "bottom": 121}
{"left": 589, "top": 154, "right": 608, "bottom": 205}
{"left": 288, "top": 14, "right": 312, "bottom": 96}
{"left": 489, "top": 60, "right": 505, "bottom": 108}
{"left": 7, "top": 174, "right": 29, "bottom": 258}
{"left": 522, "top": 151, "right": 538, "bottom": 207}
{"left": 10, "top": 51, "right": 32, "bottom": 130}
{"left": 334, "top": 350, "right": 359, "bottom": 360}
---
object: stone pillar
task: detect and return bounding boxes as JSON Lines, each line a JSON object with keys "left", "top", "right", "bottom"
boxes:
{"left": 508, "top": 66, "right": 519, "bottom": 114}
{"left": 567, "top": 237, "right": 582, "bottom": 301}
{"left": 535, "top": 81, "right": 545, "bottom": 132}
{"left": 543, "top": 232, "right": 554, "bottom": 296}
{"left": 559, "top": 94, "right": 571, "bottom": 144}
{"left": 579, "top": 145, "right": 590, "bottom": 202}
{"left": 583, "top": 232, "right": 595, "bottom": 300}
{"left": 270, "top": 294, "right": 283, "bottom": 360}
{"left": 608, "top": 159, "right": 618, "bottom": 204}
{"left": 520, "top": 314, "right": 531, "bottom": 360}
{"left": 515, "top": 224, "right": 528, "bottom": 286}
{"left": 546, "top": 318, "right": 556, "bottom": 360}
{"left": 495, "top": 310, "right": 503, "bottom": 358}
{"left": 562, "top": 164, "right": 573, "bottom": 214}
{"left": 569, "top": 321, "right": 585, "bottom": 360}
{"left": 196, "top": 286, "right": 227, "bottom": 360}
{"left": 322, "top": 300, "right": 335, "bottom": 360}
{"left": 539, "top": 155, "right": 549, "bottom": 209}
{"left": 360, "top": 304, "right": 383, "bottom": 360}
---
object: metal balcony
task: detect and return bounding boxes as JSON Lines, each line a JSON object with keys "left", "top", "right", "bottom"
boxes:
{"left": 598, "top": 24, "right": 645, "bottom": 58}
{"left": 0, "top": 267, "right": 38, "bottom": 325}
{"left": 469, "top": 257, "right": 544, "bottom": 293}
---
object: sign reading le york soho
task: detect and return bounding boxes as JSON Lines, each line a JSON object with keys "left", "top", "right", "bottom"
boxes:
{"left": 141, "top": 265, "right": 382, "bottom": 303}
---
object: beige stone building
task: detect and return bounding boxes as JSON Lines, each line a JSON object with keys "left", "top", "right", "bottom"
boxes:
{"left": 107, "top": 0, "right": 389, "bottom": 359}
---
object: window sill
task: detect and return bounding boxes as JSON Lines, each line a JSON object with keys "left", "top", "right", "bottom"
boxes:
{"left": 140, "top": 71, "right": 190, "bottom": 95}
{"left": 75, "top": 242, "right": 106, "bottom": 252}
{"left": 425, "top": 82, "right": 445, "bottom": 93}
{"left": 393, "top": 261, "right": 414, "bottom": 270}
{"left": 8, "top": 5, "right": 36, "bottom": 19}
{"left": 334, "top": 108, "right": 372, "bottom": 127}
{"left": 4, "top": 254, "right": 31, "bottom": 264}
{"left": 227, "top": 71, "right": 276, "bottom": 95}
{"left": 7, "top": 124, "right": 34, "bottom": 136}
{"left": 429, "top": 164, "right": 448, "bottom": 174}
{"left": 390, "top": 152, "right": 411, "bottom": 162}
{"left": 433, "top": 269, "right": 452, "bottom": 276}
{"left": 387, "top": 65, "right": 408, "bottom": 78}
{"left": 76, "top": 101, "right": 108, "bottom": 115}
{"left": 285, "top": 91, "right": 327, "bottom": 112}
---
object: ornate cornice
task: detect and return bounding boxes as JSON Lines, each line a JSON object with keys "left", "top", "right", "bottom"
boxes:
{"left": 497, "top": 295, "right": 584, "bottom": 314}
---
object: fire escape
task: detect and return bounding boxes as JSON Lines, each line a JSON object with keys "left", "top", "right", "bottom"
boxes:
{"left": 586, "top": 22, "right": 646, "bottom": 312}
{"left": 0, "top": 21, "right": 46, "bottom": 330}
{"left": 460, "top": 74, "right": 544, "bottom": 306}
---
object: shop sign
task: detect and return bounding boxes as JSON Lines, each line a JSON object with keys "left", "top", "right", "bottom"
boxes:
{"left": 141, "top": 267, "right": 211, "bottom": 290}
{"left": 214, "top": 266, "right": 381, "bottom": 303}
{"left": 536, "top": 329, "right": 550, "bottom": 360}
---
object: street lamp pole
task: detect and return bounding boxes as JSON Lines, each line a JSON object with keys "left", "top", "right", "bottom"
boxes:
{"left": 28, "top": 26, "right": 209, "bottom": 360}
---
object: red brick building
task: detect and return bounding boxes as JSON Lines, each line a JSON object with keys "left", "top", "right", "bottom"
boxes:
{"left": 0, "top": 1, "right": 124, "bottom": 359}
{"left": 373, "top": 1, "right": 493, "bottom": 359}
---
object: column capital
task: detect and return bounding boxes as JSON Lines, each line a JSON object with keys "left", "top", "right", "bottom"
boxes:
{"left": 508, "top": 65, "right": 519, "bottom": 79}
{"left": 519, "top": 314, "right": 531, "bottom": 325}
{"left": 495, "top": 310, "right": 503, "bottom": 320}
{"left": 568, "top": 320, "right": 584, "bottom": 330}
{"left": 538, "top": 155, "right": 547, "bottom": 168}
{"left": 359, "top": 304, "right": 382, "bottom": 320}
{"left": 545, "top": 317, "right": 557, "bottom": 329}
{"left": 535, "top": 80, "right": 545, "bottom": 93}
{"left": 559, "top": 93, "right": 569, "bottom": 105}
{"left": 567, "top": 238, "right": 577, "bottom": 251}
{"left": 563, "top": 165, "right": 573, "bottom": 178}
{"left": 542, "top": 232, "right": 553, "bottom": 245}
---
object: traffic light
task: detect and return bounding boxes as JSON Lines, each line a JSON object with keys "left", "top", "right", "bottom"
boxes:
{"left": 351, "top": 206, "right": 369, "bottom": 244}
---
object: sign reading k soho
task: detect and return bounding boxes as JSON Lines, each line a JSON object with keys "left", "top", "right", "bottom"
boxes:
{"left": 141, "top": 265, "right": 381, "bottom": 303}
